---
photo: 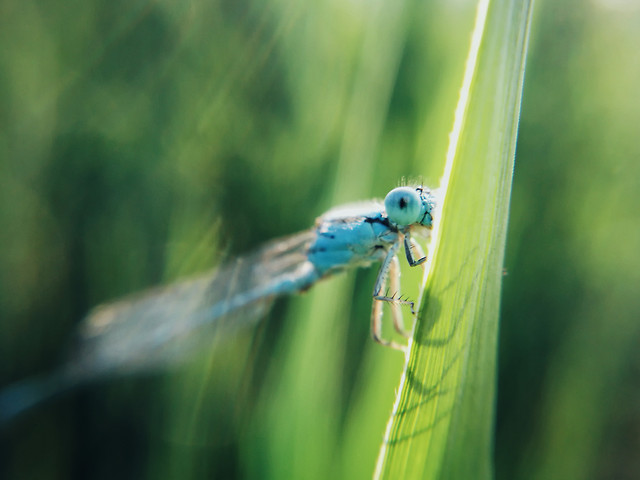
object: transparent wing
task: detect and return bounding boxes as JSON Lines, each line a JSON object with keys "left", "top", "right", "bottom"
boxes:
{"left": 73, "top": 230, "right": 319, "bottom": 377}
{"left": 0, "top": 231, "right": 320, "bottom": 424}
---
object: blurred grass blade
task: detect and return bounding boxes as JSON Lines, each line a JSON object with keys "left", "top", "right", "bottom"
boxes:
{"left": 375, "top": 1, "right": 534, "bottom": 479}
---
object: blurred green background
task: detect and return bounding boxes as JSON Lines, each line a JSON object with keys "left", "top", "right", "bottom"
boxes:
{"left": 0, "top": 0, "right": 639, "bottom": 479}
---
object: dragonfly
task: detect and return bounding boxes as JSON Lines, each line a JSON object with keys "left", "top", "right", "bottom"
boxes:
{"left": 0, "top": 185, "right": 437, "bottom": 425}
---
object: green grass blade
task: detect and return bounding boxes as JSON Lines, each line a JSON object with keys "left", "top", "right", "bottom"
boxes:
{"left": 375, "top": 1, "right": 534, "bottom": 478}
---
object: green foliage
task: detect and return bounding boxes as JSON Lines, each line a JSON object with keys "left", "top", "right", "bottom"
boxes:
{"left": 2, "top": 0, "right": 640, "bottom": 479}
{"left": 375, "top": 2, "right": 533, "bottom": 478}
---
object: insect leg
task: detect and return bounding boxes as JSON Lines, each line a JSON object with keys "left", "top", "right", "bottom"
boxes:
{"left": 410, "top": 237, "right": 427, "bottom": 273}
{"left": 403, "top": 232, "right": 426, "bottom": 267}
{"left": 370, "top": 270, "right": 389, "bottom": 347}
{"left": 371, "top": 243, "right": 409, "bottom": 351}
{"left": 388, "top": 254, "right": 411, "bottom": 338}
{"left": 370, "top": 281, "right": 406, "bottom": 351}
{"left": 373, "top": 241, "right": 416, "bottom": 314}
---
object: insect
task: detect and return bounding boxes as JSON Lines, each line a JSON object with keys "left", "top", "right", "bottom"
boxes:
{"left": 0, "top": 185, "right": 437, "bottom": 424}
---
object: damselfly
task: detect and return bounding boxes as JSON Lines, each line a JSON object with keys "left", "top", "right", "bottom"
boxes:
{"left": 0, "top": 185, "right": 437, "bottom": 424}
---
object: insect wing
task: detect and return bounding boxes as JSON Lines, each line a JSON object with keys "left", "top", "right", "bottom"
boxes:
{"left": 71, "top": 231, "right": 317, "bottom": 377}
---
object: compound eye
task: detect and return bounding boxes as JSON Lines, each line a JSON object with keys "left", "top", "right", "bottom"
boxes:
{"left": 384, "top": 187, "right": 422, "bottom": 226}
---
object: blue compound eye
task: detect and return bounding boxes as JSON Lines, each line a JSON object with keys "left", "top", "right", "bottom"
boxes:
{"left": 384, "top": 187, "right": 422, "bottom": 226}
